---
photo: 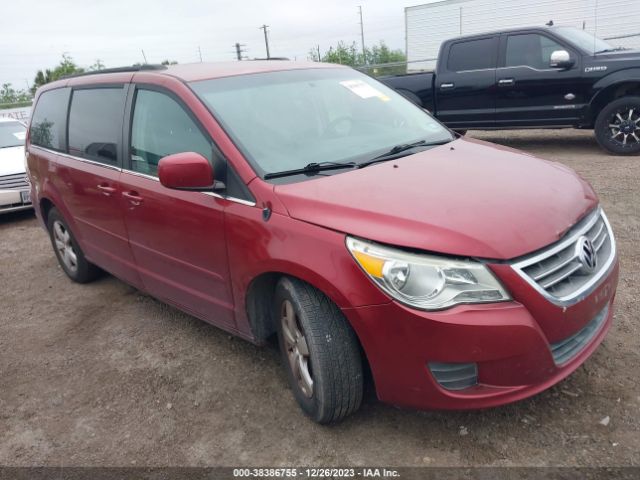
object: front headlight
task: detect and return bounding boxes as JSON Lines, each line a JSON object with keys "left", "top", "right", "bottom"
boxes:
{"left": 346, "top": 236, "right": 510, "bottom": 310}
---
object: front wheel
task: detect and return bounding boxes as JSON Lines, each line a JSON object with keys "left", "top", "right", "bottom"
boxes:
{"left": 274, "top": 277, "right": 363, "bottom": 424}
{"left": 594, "top": 96, "right": 640, "bottom": 155}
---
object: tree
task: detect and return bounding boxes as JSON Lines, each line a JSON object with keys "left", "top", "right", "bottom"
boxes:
{"left": 1, "top": 82, "right": 32, "bottom": 108}
{"left": 89, "top": 59, "right": 105, "bottom": 71}
{"left": 161, "top": 59, "right": 178, "bottom": 65}
{"left": 309, "top": 41, "right": 406, "bottom": 76}
{"left": 32, "top": 54, "right": 85, "bottom": 93}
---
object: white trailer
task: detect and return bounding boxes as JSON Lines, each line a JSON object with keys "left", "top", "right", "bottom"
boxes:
{"left": 405, "top": 0, "right": 640, "bottom": 71}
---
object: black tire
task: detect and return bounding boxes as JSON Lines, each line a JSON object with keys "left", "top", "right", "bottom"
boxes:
{"left": 47, "top": 207, "right": 101, "bottom": 283}
{"left": 274, "top": 277, "right": 363, "bottom": 424}
{"left": 594, "top": 96, "right": 640, "bottom": 155}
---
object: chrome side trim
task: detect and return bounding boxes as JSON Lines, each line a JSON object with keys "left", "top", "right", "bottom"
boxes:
{"left": 31, "top": 145, "right": 122, "bottom": 172}
{"left": 120, "top": 170, "right": 257, "bottom": 207}
{"left": 201, "top": 191, "right": 256, "bottom": 206}
{"left": 511, "top": 208, "right": 617, "bottom": 307}
{"left": 31, "top": 145, "right": 256, "bottom": 207}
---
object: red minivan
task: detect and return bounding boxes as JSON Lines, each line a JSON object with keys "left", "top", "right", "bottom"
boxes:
{"left": 26, "top": 62, "right": 619, "bottom": 423}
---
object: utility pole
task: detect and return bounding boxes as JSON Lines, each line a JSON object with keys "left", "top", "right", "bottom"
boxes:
{"left": 259, "top": 24, "right": 270, "bottom": 59}
{"left": 317, "top": 44, "right": 321, "bottom": 62}
{"left": 141, "top": 49, "right": 148, "bottom": 64}
{"left": 358, "top": 6, "right": 366, "bottom": 64}
{"left": 234, "top": 43, "right": 247, "bottom": 61}
{"left": 198, "top": 46, "right": 203, "bottom": 62}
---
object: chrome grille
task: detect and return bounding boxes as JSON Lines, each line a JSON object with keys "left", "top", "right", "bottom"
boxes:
{"left": 512, "top": 208, "right": 616, "bottom": 306}
{"left": 550, "top": 304, "right": 609, "bottom": 365}
{"left": 0, "top": 173, "right": 29, "bottom": 190}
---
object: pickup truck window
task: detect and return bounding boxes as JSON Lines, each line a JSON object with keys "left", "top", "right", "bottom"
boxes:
{"left": 505, "top": 34, "right": 564, "bottom": 70}
{"left": 447, "top": 38, "right": 496, "bottom": 71}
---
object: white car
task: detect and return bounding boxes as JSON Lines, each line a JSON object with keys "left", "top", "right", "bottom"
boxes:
{"left": 0, "top": 117, "right": 32, "bottom": 213}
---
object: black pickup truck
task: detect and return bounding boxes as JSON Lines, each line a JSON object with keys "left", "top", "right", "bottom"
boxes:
{"left": 380, "top": 26, "right": 640, "bottom": 155}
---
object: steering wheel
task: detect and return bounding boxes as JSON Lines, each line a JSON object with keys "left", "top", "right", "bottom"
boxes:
{"left": 325, "top": 116, "right": 354, "bottom": 137}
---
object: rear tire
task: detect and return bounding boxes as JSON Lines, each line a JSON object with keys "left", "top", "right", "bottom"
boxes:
{"left": 594, "top": 96, "right": 640, "bottom": 155}
{"left": 47, "top": 207, "right": 101, "bottom": 283}
{"left": 274, "top": 277, "right": 363, "bottom": 424}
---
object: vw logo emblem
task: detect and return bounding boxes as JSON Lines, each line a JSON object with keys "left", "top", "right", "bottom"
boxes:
{"left": 576, "top": 236, "right": 597, "bottom": 274}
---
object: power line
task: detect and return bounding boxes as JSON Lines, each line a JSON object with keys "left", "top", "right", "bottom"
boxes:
{"left": 259, "top": 24, "right": 271, "bottom": 59}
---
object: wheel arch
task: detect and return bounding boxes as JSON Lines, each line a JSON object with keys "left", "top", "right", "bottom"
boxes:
{"left": 589, "top": 72, "right": 640, "bottom": 124}
{"left": 242, "top": 269, "right": 375, "bottom": 390}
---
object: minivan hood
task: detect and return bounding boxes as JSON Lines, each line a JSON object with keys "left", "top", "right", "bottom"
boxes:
{"left": 274, "top": 138, "right": 597, "bottom": 260}
{"left": 0, "top": 145, "right": 26, "bottom": 176}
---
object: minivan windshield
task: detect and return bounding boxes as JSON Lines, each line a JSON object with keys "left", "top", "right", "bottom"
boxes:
{"left": 191, "top": 68, "right": 453, "bottom": 178}
{"left": 553, "top": 26, "right": 615, "bottom": 54}
{"left": 0, "top": 120, "right": 26, "bottom": 149}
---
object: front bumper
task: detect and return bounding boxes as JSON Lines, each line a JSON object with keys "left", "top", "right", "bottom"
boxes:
{"left": 0, "top": 189, "right": 32, "bottom": 214}
{"left": 343, "top": 259, "right": 619, "bottom": 411}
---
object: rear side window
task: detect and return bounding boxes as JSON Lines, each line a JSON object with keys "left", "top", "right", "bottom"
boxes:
{"left": 129, "top": 89, "right": 212, "bottom": 177}
{"left": 68, "top": 88, "right": 126, "bottom": 165}
{"left": 30, "top": 88, "right": 70, "bottom": 151}
{"left": 447, "top": 38, "right": 496, "bottom": 71}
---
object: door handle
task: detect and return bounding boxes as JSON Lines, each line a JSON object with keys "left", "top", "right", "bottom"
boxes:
{"left": 97, "top": 184, "right": 117, "bottom": 196}
{"left": 440, "top": 82, "right": 455, "bottom": 90}
{"left": 122, "top": 191, "right": 144, "bottom": 206}
{"left": 498, "top": 78, "right": 515, "bottom": 87}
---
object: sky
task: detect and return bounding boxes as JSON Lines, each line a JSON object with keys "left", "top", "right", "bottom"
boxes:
{"left": 0, "top": 0, "right": 433, "bottom": 90}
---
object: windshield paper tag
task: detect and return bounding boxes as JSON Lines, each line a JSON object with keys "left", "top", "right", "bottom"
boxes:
{"left": 13, "top": 132, "right": 26, "bottom": 140}
{"left": 340, "top": 80, "right": 390, "bottom": 101}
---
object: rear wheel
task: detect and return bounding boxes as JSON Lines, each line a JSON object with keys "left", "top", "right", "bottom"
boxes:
{"left": 274, "top": 277, "right": 363, "bottom": 424}
{"left": 47, "top": 207, "right": 101, "bottom": 283}
{"left": 594, "top": 96, "right": 640, "bottom": 155}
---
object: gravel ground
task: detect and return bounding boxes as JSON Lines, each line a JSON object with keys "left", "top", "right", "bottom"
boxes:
{"left": 1, "top": 129, "right": 638, "bottom": 467}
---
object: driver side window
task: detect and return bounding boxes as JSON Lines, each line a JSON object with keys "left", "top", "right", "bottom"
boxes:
{"left": 505, "top": 34, "right": 565, "bottom": 69}
{"left": 130, "top": 89, "right": 212, "bottom": 176}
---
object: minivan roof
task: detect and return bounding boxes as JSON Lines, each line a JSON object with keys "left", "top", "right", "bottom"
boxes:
{"left": 41, "top": 61, "right": 347, "bottom": 91}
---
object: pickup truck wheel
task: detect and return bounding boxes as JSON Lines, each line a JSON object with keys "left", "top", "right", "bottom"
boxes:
{"left": 274, "top": 277, "right": 363, "bottom": 424}
{"left": 47, "top": 207, "right": 101, "bottom": 283}
{"left": 595, "top": 97, "right": 640, "bottom": 155}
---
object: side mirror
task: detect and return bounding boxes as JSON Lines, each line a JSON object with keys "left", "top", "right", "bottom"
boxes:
{"left": 549, "top": 50, "right": 574, "bottom": 69}
{"left": 158, "top": 152, "right": 215, "bottom": 191}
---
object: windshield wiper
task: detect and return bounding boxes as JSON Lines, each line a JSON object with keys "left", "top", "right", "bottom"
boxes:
{"left": 358, "top": 139, "right": 450, "bottom": 168}
{"left": 264, "top": 161, "right": 357, "bottom": 179}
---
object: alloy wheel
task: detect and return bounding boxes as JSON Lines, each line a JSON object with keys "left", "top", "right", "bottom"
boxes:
{"left": 52, "top": 220, "right": 78, "bottom": 273}
{"left": 608, "top": 107, "right": 640, "bottom": 146}
{"left": 281, "top": 299, "right": 313, "bottom": 398}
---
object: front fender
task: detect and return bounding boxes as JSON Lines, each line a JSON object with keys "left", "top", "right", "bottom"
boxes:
{"left": 590, "top": 68, "right": 640, "bottom": 109}
{"left": 224, "top": 203, "right": 391, "bottom": 338}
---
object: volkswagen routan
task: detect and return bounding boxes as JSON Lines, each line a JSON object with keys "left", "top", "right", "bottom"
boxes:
{"left": 26, "top": 62, "right": 618, "bottom": 423}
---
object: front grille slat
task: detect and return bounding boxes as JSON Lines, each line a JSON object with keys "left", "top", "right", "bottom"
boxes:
{"left": 532, "top": 250, "right": 576, "bottom": 281}
{"left": 0, "top": 173, "right": 29, "bottom": 190}
{"left": 512, "top": 209, "right": 616, "bottom": 305}
{"left": 540, "top": 262, "right": 583, "bottom": 289}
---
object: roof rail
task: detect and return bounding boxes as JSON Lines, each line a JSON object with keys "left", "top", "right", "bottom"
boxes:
{"left": 62, "top": 64, "right": 167, "bottom": 80}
